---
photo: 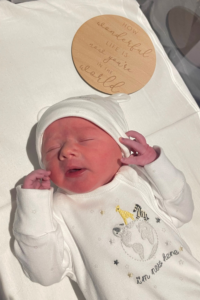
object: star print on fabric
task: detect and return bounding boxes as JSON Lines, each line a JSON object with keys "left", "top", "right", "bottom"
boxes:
{"left": 155, "top": 218, "right": 161, "bottom": 223}
{"left": 179, "top": 260, "right": 184, "bottom": 265}
{"left": 128, "top": 273, "right": 133, "bottom": 278}
{"left": 165, "top": 241, "right": 171, "bottom": 246}
{"left": 179, "top": 246, "right": 183, "bottom": 252}
{"left": 114, "top": 260, "right": 119, "bottom": 265}
{"left": 109, "top": 239, "right": 115, "bottom": 245}
{"left": 100, "top": 210, "right": 105, "bottom": 215}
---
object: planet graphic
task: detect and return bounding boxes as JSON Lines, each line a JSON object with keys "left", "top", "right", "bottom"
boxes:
{"left": 112, "top": 220, "right": 158, "bottom": 261}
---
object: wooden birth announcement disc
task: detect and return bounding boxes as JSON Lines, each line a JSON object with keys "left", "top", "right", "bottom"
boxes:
{"left": 72, "top": 15, "right": 156, "bottom": 94}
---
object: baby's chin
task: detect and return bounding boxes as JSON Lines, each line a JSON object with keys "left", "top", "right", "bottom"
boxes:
{"left": 58, "top": 184, "right": 100, "bottom": 194}
{"left": 55, "top": 177, "right": 115, "bottom": 194}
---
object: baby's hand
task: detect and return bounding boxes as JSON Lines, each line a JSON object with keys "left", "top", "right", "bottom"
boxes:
{"left": 22, "top": 170, "right": 51, "bottom": 190}
{"left": 119, "top": 131, "right": 158, "bottom": 167}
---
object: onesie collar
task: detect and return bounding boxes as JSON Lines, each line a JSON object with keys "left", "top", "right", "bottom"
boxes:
{"left": 57, "top": 165, "right": 132, "bottom": 200}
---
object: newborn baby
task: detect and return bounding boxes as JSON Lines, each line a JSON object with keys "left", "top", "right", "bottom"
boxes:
{"left": 22, "top": 117, "right": 157, "bottom": 192}
{"left": 13, "top": 94, "right": 200, "bottom": 300}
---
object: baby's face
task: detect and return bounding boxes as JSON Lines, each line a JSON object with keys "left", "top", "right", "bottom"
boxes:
{"left": 42, "top": 117, "right": 122, "bottom": 193}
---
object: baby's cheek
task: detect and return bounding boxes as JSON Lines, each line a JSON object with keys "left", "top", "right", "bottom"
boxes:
{"left": 42, "top": 159, "right": 55, "bottom": 176}
{"left": 42, "top": 152, "right": 56, "bottom": 168}
{"left": 48, "top": 168, "right": 63, "bottom": 187}
{"left": 41, "top": 153, "right": 48, "bottom": 168}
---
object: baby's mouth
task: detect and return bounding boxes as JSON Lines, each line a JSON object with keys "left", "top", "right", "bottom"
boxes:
{"left": 65, "top": 168, "right": 87, "bottom": 177}
{"left": 68, "top": 168, "right": 82, "bottom": 173}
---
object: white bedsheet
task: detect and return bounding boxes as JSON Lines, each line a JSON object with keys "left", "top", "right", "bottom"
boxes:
{"left": 0, "top": 0, "right": 200, "bottom": 299}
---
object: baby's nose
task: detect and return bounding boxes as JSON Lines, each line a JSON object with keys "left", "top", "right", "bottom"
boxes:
{"left": 59, "top": 141, "right": 78, "bottom": 160}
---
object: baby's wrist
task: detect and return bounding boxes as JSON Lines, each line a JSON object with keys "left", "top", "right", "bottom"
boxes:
{"left": 21, "top": 182, "right": 31, "bottom": 189}
{"left": 146, "top": 148, "right": 159, "bottom": 165}
{"left": 21, "top": 184, "right": 34, "bottom": 189}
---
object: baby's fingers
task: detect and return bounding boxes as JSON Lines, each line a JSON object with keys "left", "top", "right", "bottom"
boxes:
{"left": 40, "top": 180, "right": 51, "bottom": 190}
{"left": 121, "top": 154, "right": 144, "bottom": 166}
{"left": 22, "top": 170, "right": 51, "bottom": 189}
{"left": 125, "top": 131, "right": 146, "bottom": 146}
{"left": 28, "top": 170, "right": 51, "bottom": 180}
{"left": 41, "top": 175, "right": 51, "bottom": 181}
{"left": 119, "top": 137, "right": 147, "bottom": 154}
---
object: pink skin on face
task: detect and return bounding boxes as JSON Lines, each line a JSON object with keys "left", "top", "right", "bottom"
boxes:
{"left": 42, "top": 117, "right": 123, "bottom": 193}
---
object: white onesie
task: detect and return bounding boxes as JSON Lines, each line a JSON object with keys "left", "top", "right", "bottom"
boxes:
{"left": 13, "top": 147, "right": 200, "bottom": 300}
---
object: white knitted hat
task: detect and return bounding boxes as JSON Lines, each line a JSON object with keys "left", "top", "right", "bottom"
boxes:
{"left": 36, "top": 93, "right": 130, "bottom": 168}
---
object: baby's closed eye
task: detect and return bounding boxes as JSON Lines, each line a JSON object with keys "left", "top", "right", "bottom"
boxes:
{"left": 46, "top": 146, "right": 60, "bottom": 153}
{"left": 79, "top": 139, "right": 94, "bottom": 142}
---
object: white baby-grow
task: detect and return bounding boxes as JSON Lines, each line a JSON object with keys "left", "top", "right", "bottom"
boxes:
{"left": 0, "top": 0, "right": 200, "bottom": 299}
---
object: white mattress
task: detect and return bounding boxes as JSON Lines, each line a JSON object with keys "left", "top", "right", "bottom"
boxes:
{"left": 0, "top": 0, "right": 200, "bottom": 299}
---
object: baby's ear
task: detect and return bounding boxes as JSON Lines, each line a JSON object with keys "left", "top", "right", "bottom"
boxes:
{"left": 37, "top": 106, "right": 50, "bottom": 121}
{"left": 107, "top": 93, "right": 131, "bottom": 103}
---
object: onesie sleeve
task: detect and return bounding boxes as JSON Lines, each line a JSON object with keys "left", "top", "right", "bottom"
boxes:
{"left": 13, "top": 185, "right": 75, "bottom": 286}
{"left": 137, "top": 146, "right": 194, "bottom": 228}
